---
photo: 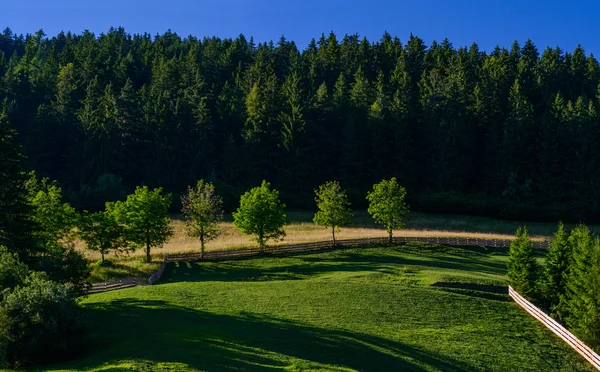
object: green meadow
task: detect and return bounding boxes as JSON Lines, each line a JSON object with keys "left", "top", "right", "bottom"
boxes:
{"left": 47, "top": 244, "right": 590, "bottom": 371}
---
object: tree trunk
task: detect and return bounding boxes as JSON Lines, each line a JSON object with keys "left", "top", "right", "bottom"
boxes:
{"left": 200, "top": 227, "right": 205, "bottom": 259}
{"left": 388, "top": 228, "right": 393, "bottom": 245}
{"left": 332, "top": 225, "right": 336, "bottom": 246}
{"left": 101, "top": 250, "right": 105, "bottom": 263}
{"left": 146, "top": 232, "right": 151, "bottom": 263}
{"left": 259, "top": 230, "right": 264, "bottom": 256}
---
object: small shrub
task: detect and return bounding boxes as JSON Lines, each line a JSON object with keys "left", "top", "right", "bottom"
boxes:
{"left": 0, "top": 272, "right": 84, "bottom": 368}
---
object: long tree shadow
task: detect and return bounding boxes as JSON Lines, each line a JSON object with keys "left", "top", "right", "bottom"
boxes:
{"left": 52, "top": 299, "right": 475, "bottom": 371}
{"left": 161, "top": 246, "right": 508, "bottom": 284}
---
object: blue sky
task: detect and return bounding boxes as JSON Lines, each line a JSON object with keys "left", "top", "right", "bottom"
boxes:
{"left": 4, "top": 0, "right": 599, "bottom": 54}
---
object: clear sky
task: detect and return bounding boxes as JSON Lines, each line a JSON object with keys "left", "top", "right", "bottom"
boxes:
{"left": 4, "top": 0, "right": 600, "bottom": 55}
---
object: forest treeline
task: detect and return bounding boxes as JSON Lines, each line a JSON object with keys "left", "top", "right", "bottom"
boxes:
{"left": 1, "top": 27, "right": 599, "bottom": 220}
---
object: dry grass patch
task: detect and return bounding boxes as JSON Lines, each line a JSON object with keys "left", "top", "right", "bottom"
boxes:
{"left": 82, "top": 210, "right": 599, "bottom": 282}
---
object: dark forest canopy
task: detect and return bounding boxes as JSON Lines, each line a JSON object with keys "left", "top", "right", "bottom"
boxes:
{"left": 1, "top": 27, "right": 599, "bottom": 221}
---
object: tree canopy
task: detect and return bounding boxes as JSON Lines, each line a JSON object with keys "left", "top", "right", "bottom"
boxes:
{"left": 233, "top": 180, "right": 286, "bottom": 252}
{"left": 107, "top": 186, "right": 173, "bottom": 263}
{"left": 181, "top": 180, "right": 224, "bottom": 256}
{"left": 1, "top": 29, "right": 600, "bottom": 221}
{"left": 313, "top": 181, "right": 354, "bottom": 244}
{"left": 366, "top": 178, "right": 409, "bottom": 243}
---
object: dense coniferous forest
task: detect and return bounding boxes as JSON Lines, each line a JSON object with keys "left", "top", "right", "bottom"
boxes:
{"left": 1, "top": 27, "right": 599, "bottom": 220}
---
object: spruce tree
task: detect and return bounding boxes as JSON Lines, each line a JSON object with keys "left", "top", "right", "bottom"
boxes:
{"left": 0, "top": 110, "right": 35, "bottom": 260}
{"left": 564, "top": 225, "right": 600, "bottom": 347}
{"left": 507, "top": 227, "right": 538, "bottom": 300}
{"left": 544, "top": 222, "right": 571, "bottom": 319}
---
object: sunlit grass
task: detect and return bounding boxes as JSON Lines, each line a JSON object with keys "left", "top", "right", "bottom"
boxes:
{"left": 45, "top": 243, "right": 591, "bottom": 371}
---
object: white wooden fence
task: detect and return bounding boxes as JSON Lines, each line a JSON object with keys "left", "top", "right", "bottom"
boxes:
{"left": 509, "top": 286, "right": 600, "bottom": 370}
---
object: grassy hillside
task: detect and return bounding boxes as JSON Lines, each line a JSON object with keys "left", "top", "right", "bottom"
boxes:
{"left": 49, "top": 244, "right": 591, "bottom": 371}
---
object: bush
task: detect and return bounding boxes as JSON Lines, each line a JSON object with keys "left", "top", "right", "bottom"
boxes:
{"left": 0, "top": 272, "right": 84, "bottom": 368}
{"left": 0, "top": 246, "right": 28, "bottom": 291}
{"left": 34, "top": 245, "right": 90, "bottom": 288}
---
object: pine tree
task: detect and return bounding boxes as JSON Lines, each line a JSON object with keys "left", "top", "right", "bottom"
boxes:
{"left": 544, "top": 222, "right": 571, "bottom": 319}
{"left": 564, "top": 225, "right": 600, "bottom": 347}
{"left": 0, "top": 110, "right": 35, "bottom": 259}
{"left": 507, "top": 227, "right": 539, "bottom": 300}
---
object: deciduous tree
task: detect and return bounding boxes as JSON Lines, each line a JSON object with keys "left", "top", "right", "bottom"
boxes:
{"left": 366, "top": 178, "right": 409, "bottom": 243}
{"left": 108, "top": 186, "right": 173, "bottom": 263}
{"left": 181, "top": 180, "right": 224, "bottom": 257}
{"left": 78, "top": 211, "right": 127, "bottom": 264}
{"left": 313, "top": 181, "right": 354, "bottom": 245}
{"left": 233, "top": 180, "right": 286, "bottom": 253}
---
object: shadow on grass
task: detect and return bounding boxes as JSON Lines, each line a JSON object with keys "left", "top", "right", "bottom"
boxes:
{"left": 160, "top": 245, "right": 508, "bottom": 284}
{"left": 431, "top": 282, "right": 510, "bottom": 302}
{"left": 53, "top": 299, "right": 474, "bottom": 372}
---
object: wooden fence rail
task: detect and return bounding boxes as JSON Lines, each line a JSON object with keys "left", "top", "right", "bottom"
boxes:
{"left": 145, "top": 235, "right": 551, "bottom": 285}
{"left": 83, "top": 278, "right": 137, "bottom": 294}
{"left": 509, "top": 286, "right": 600, "bottom": 370}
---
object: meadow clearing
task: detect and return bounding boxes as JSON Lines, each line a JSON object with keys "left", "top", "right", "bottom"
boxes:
{"left": 47, "top": 243, "right": 590, "bottom": 371}
{"left": 84, "top": 210, "right": 596, "bottom": 282}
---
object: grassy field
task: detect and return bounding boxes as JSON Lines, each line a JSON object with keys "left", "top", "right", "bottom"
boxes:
{"left": 47, "top": 243, "right": 590, "bottom": 371}
{"left": 85, "top": 210, "right": 598, "bottom": 282}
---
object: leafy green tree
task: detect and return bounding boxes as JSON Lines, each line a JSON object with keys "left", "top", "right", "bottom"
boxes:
{"left": 366, "top": 178, "right": 409, "bottom": 243}
{"left": 564, "top": 225, "right": 600, "bottom": 347}
{"left": 313, "top": 181, "right": 354, "bottom": 245}
{"left": 507, "top": 227, "right": 539, "bottom": 300}
{"left": 181, "top": 180, "right": 224, "bottom": 257}
{"left": 25, "top": 173, "right": 77, "bottom": 255}
{"left": 23, "top": 173, "right": 89, "bottom": 286}
{"left": 544, "top": 222, "right": 571, "bottom": 319}
{"left": 233, "top": 180, "right": 286, "bottom": 253}
{"left": 78, "top": 211, "right": 127, "bottom": 264}
{"left": 108, "top": 186, "right": 173, "bottom": 263}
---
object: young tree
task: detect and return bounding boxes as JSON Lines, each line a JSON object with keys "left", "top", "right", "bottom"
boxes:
{"left": 544, "top": 222, "right": 572, "bottom": 319}
{"left": 78, "top": 211, "right": 127, "bottom": 264}
{"left": 24, "top": 173, "right": 90, "bottom": 286}
{"left": 25, "top": 173, "right": 78, "bottom": 255}
{"left": 507, "top": 227, "right": 539, "bottom": 300}
{"left": 107, "top": 186, "right": 173, "bottom": 263}
{"left": 313, "top": 181, "right": 354, "bottom": 245}
{"left": 366, "top": 178, "right": 409, "bottom": 243}
{"left": 564, "top": 225, "right": 600, "bottom": 346}
{"left": 181, "top": 180, "right": 224, "bottom": 257}
{"left": 233, "top": 180, "right": 286, "bottom": 253}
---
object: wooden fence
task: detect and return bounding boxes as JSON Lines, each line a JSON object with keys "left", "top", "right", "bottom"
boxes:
{"left": 146, "top": 236, "right": 551, "bottom": 284}
{"left": 509, "top": 286, "right": 600, "bottom": 370}
{"left": 148, "top": 256, "right": 170, "bottom": 285}
{"left": 83, "top": 278, "right": 138, "bottom": 294}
